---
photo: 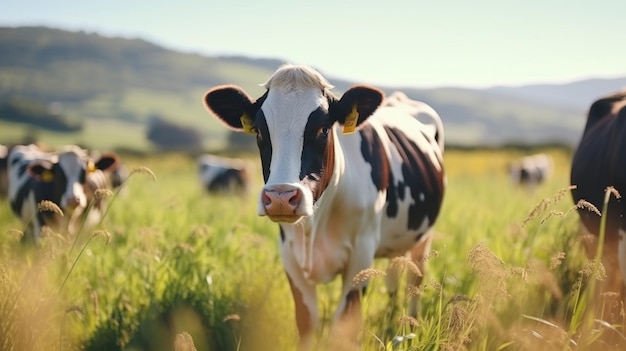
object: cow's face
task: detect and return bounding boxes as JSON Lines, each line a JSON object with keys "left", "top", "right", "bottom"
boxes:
{"left": 204, "top": 66, "right": 383, "bottom": 223}
{"left": 28, "top": 149, "right": 119, "bottom": 212}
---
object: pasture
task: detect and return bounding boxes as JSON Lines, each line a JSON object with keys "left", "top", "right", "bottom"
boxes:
{"left": 0, "top": 148, "right": 622, "bottom": 350}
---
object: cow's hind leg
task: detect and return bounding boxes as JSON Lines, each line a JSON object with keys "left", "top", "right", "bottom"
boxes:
{"left": 407, "top": 233, "right": 432, "bottom": 317}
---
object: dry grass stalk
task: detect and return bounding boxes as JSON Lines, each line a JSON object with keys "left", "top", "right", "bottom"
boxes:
{"left": 523, "top": 185, "right": 577, "bottom": 227}
{"left": 94, "top": 188, "right": 113, "bottom": 200}
{"left": 37, "top": 200, "right": 63, "bottom": 216}
{"left": 398, "top": 315, "right": 420, "bottom": 327}
{"left": 388, "top": 256, "right": 422, "bottom": 277}
{"left": 550, "top": 252, "right": 566, "bottom": 270}
{"left": 130, "top": 166, "right": 157, "bottom": 181}
{"left": 174, "top": 332, "right": 197, "bottom": 351}
{"left": 92, "top": 230, "right": 111, "bottom": 245}
{"left": 352, "top": 268, "right": 386, "bottom": 287}
{"left": 575, "top": 200, "right": 601, "bottom": 217}
{"left": 222, "top": 314, "right": 241, "bottom": 322}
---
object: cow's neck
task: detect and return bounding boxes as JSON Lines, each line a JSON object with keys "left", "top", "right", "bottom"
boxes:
{"left": 283, "top": 130, "right": 345, "bottom": 282}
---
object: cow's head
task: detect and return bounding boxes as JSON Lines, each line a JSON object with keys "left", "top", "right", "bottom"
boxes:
{"left": 203, "top": 64, "right": 383, "bottom": 223}
{"left": 28, "top": 146, "right": 119, "bottom": 212}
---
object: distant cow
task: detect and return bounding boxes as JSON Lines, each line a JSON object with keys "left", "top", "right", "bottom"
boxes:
{"left": 508, "top": 153, "right": 553, "bottom": 187}
{"left": 197, "top": 154, "right": 251, "bottom": 194}
{"left": 0, "top": 144, "right": 8, "bottom": 197}
{"left": 570, "top": 90, "right": 626, "bottom": 317}
{"left": 203, "top": 64, "right": 445, "bottom": 349}
{"left": 8, "top": 144, "right": 120, "bottom": 241}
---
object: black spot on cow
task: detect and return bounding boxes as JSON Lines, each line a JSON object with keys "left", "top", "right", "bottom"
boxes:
{"left": 384, "top": 126, "right": 444, "bottom": 231}
{"left": 359, "top": 125, "right": 393, "bottom": 203}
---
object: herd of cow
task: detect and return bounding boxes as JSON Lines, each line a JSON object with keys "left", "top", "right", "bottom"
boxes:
{"left": 1, "top": 64, "right": 625, "bottom": 349}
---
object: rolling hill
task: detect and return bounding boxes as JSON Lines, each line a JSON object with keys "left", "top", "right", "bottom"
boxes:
{"left": 0, "top": 26, "right": 624, "bottom": 151}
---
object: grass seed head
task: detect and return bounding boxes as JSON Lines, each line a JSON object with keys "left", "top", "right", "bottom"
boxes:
{"left": 174, "top": 332, "right": 197, "bottom": 351}
{"left": 37, "top": 200, "right": 63, "bottom": 216}
{"left": 130, "top": 166, "right": 157, "bottom": 181}
{"left": 575, "top": 200, "right": 601, "bottom": 217}
{"left": 92, "top": 230, "right": 111, "bottom": 245}
{"left": 352, "top": 268, "right": 386, "bottom": 287}
{"left": 94, "top": 188, "right": 113, "bottom": 200}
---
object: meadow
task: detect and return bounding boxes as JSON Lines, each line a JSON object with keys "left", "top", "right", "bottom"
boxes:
{"left": 1, "top": 147, "right": 624, "bottom": 351}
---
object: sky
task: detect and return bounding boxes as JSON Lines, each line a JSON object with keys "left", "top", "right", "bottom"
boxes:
{"left": 1, "top": 0, "right": 624, "bottom": 88}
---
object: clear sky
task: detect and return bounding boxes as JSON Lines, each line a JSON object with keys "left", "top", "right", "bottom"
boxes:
{"left": 1, "top": 0, "right": 624, "bottom": 88}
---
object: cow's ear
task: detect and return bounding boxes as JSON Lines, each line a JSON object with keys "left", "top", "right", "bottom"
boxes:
{"left": 28, "top": 160, "right": 55, "bottom": 182}
{"left": 330, "top": 85, "right": 384, "bottom": 134}
{"left": 94, "top": 153, "right": 120, "bottom": 172}
{"left": 204, "top": 85, "right": 258, "bottom": 134}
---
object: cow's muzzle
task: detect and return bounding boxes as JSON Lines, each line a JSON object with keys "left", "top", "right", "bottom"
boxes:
{"left": 261, "top": 184, "right": 303, "bottom": 223}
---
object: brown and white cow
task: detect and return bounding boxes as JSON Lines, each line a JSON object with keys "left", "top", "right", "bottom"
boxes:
{"left": 203, "top": 64, "right": 445, "bottom": 349}
{"left": 570, "top": 90, "right": 626, "bottom": 318}
{"left": 8, "top": 144, "right": 120, "bottom": 242}
{"left": 197, "top": 154, "right": 251, "bottom": 194}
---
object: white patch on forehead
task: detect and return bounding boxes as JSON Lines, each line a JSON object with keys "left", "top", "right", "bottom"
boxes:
{"left": 58, "top": 147, "right": 89, "bottom": 208}
{"left": 261, "top": 87, "right": 327, "bottom": 184}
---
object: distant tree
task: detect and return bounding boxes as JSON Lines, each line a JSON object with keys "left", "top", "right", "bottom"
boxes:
{"left": 146, "top": 114, "right": 203, "bottom": 151}
{"left": 0, "top": 98, "right": 82, "bottom": 132}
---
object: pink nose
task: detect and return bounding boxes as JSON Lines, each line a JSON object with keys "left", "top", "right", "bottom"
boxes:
{"left": 262, "top": 184, "right": 303, "bottom": 218}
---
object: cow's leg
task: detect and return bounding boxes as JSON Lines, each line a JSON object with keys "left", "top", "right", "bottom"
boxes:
{"left": 285, "top": 273, "right": 317, "bottom": 351}
{"left": 330, "top": 240, "right": 376, "bottom": 349}
{"left": 407, "top": 232, "right": 432, "bottom": 317}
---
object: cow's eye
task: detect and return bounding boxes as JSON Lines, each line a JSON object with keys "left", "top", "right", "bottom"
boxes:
{"left": 317, "top": 126, "right": 330, "bottom": 139}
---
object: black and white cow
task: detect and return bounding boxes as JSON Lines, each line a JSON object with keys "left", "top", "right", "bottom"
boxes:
{"left": 0, "top": 144, "right": 8, "bottom": 197}
{"left": 198, "top": 154, "right": 251, "bottom": 194}
{"left": 8, "top": 144, "right": 120, "bottom": 241}
{"left": 203, "top": 64, "right": 446, "bottom": 349}
{"left": 508, "top": 153, "right": 553, "bottom": 188}
{"left": 571, "top": 91, "right": 626, "bottom": 315}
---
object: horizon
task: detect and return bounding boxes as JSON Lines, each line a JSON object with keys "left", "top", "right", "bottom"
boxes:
{"left": 1, "top": 0, "right": 625, "bottom": 89}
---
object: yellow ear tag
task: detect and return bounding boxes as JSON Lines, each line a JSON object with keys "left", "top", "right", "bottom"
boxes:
{"left": 41, "top": 170, "right": 54, "bottom": 182}
{"left": 240, "top": 113, "right": 256, "bottom": 135}
{"left": 87, "top": 161, "right": 96, "bottom": 173}
{"left": 342, "top": 104, "right": 359, "bottom": 134}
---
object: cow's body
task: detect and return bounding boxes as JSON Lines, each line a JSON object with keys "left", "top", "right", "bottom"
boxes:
{"left": 197, "top": 154, "right": 251, "bottom": 194}
{"left": 508, "top": 153, "right": 553, "bottom": 188}
{"left": 570, "top": 91, "right": 626, "bottom": 317}
{"left": 203, "top": 64, "right": 445, "bottom": 349}
{"left": 8, "top": 144, "right": 119, "bottom": 241}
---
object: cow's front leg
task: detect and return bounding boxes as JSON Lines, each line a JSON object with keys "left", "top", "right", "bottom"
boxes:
{"left": 330, "top": 240, "right": 376, "bottom": 349}
{"left": 285, "top": 272, "right": 317, "bottom": 351}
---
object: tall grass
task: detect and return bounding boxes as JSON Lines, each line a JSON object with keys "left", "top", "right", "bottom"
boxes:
{"left": 0, "top": 148, "right": 624, "bottom": 350}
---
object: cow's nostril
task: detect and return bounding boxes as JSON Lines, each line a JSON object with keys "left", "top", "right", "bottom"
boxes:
{"left": 262, "top": 191, "right": 272, "bottom": 206}
{"left": 288, "top": 189, "right": 302, "bottom": 207}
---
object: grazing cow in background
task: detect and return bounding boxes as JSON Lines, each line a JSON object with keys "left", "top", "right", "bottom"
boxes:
{"left": 0, "top": 144, "right": 8, "bottom": 197}
{"left": 508, "top": 153, "right": 553, "bottom": 188}
{"left": 571, "top": 91, "right": 626, "bottom": 319}
{"left": 197, "top": 154, "right": 251, "bottom": 194}
{"left": 8, "top": 144, "right": 120, "bottom": 242}
{"left": 203, "top": 64, "right": 446, "bottom": 349}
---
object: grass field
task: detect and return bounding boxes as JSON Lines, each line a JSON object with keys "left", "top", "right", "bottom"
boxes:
{"left": 1, "top": 148, "right": 624, "bottom": 351}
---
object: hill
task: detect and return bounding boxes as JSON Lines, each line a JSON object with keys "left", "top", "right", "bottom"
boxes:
{"left": 0, "top": 26, "right": 622, "bottom": 151}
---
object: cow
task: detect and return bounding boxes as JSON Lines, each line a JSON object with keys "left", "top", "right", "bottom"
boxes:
{"left": 0, "top": 144, "right": 8, "bottom": 197}
{"left": 570, "top": 90, "right": 626, "bottom": 321}
{"left": 8, "top": 144, "right": 120, "bottom": 242}
{"left": 203, "top": 64, "right": 446, "bottom": 349}
{"left": 197, "top": 154, "right": 251, "bottom": 194}
{"left": 508, "top": 153, "right": 553, "bottom": 188}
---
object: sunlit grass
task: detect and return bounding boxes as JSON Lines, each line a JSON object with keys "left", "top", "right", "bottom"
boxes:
{"left": 1, "top": 148, "right": 624, "bottom": 350}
